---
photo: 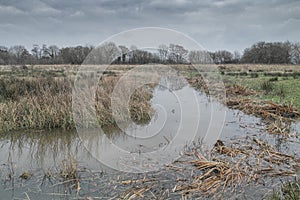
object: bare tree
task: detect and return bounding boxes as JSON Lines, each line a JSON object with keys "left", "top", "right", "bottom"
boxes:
{"left": 158, "top": 44, "right": 169, "bottom": 62}
{"left": 233, "top": 51, "right": 241, "bottom": 63}
{"left": 10, "top": 45, "right": 26, "bottom": 64}
{"left": 31, "top": 44, "right": 40, "bottom": 61}
{"left": 188, "top": 50, "right": 213, "bottom": 64}
{"left": 118, "top": 45, "right": 129, "bottom": 63}
{"left": 241, "top": 41, "right": 292, "bottom": 64}
{"left": 168, "top": 44, "right": 188, "bottom": 63}
{"left": 212, "top": 50, "right": 234, "bottom": 64}
{"left": 88, "top": 42, "right": 120, "bottom": 64}
{"left": 290, "top": 42, "right": 300, "bottom": 64}
{"left": 0, "top": 46, "right": 10, "bottom": 65}
{"left": 48, "top": 45, "right": 59, "bottom": 58}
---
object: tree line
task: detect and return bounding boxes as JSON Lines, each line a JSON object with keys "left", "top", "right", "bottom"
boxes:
{"left": 0, "top": 41, "right": 299, "bottom": 65}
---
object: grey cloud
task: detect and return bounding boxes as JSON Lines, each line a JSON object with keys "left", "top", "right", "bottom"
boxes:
{"left": 0, "top": 0, "right": 299, "bottom": 52}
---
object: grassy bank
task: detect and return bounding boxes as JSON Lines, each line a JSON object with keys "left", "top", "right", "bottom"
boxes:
{"left": 221, "top": 64, "right": 300, "bottom": 108}
{"left": 1, "top": 64, "right": 300, "bottom": 132}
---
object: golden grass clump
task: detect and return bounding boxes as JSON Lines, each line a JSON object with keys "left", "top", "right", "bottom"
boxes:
{"left": 0, "top": 77, "right": 74, "bottom": 131}
{"left": 0, "top": 72, "right": 154, "bottom": 132}
{"left": 95, "top": 75, "right": 154, "bottom": 127}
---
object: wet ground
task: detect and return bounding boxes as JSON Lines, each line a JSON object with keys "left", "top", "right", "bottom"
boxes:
{"left": 0, "top": 77, "right": 299, "bottom": 199}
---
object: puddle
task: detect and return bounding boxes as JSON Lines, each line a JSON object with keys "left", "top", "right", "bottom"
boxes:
{"left": 0, "top": 77, "right": 298, "bottom": 199}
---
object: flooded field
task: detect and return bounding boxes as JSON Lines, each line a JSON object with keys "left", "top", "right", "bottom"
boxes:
{"left": 0, "top": 76, "right": 299, "bottom": 199}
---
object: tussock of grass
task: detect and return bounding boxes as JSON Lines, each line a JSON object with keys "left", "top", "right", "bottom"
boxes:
{"left": 261, "top": 80, "right": 274, "bottom": 94}
{"left": 0, "top": 77, "right": 73, "bottom": 131}
{"left": 269, "top": 179, "right": 300, "bottom": 200}
{"left": 0, "top": 71, "right": 154, "bottom": 132}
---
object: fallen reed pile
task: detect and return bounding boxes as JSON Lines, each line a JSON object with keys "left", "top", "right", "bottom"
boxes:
{"left": 225, "top": 84, "right": 300, "bottom": 136}
{"left": 226, "top": 84, "right": 256, "bottom": 96}
{"left": 172, "top": 137, "right": 300, "bottom": 198}
{"left": 97, "top": 136, "right": 299, "bottom": 199}
{"left": 188, "top": 76, "right": 300, "bottom": 136}
{"left": 226, "top": 99, "right": 300, "bottom": 121}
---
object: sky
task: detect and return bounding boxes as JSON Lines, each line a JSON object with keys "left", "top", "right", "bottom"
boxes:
{"left": 0, "top": 0, "right": 299, "bottom": 52}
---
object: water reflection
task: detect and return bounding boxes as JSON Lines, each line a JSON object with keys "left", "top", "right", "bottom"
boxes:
{"left": 1, "top": 74, "right": 298, "bottom": 175}
{"left": 0, "top": 130, "right": 86, "bottom": 173}
{"left": 0, "top": 75, "right": 299, "bottom": 198}
{"left": 0, "top": 78, "right": 267, "bottom": 174}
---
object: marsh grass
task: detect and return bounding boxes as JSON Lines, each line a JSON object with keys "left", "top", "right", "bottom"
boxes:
{"left": 0, "top": 77, "right": 73, "bottom": 131}
{"left": 0, "top": 67, "right": 154, "bottom": 132}
{"left": 225, "top": 81, "right": 299, "bottom": 137}
{"left": 95, "top": 75, "right": 154, "bottom": 127}
{"left": 250, "top": 72, "right": 259, "bottom": 78}
{"left": 223, "top": 71, "right": 300, "bottom": 108}
{"left": 269, "top": 179, "right": 300, "bottom": 200}
{"left": 60, "top": 158, "right": 79, "bottom": 181}
{"left": 0, "top": 77, "right": 70, "bottom": 102}
{"left": 261, "top": 80, "right": 274, "bottom": 94}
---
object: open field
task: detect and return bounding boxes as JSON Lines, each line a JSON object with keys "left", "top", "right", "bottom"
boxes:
{"left": 0, "top": 64, "right": 299, "bottom": 199}
{"left": 221, "top": 64, "right": 300, "bottom": 108}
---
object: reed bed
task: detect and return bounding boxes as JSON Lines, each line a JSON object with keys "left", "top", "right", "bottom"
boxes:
{"left": 0, "top": 72, "right": 154, "bottom": 132}
{"left": 0, "top": 78, "right": 73, "bottom": 131}
{"left": 95, "top": 75, "right": 154, "bottom": 127}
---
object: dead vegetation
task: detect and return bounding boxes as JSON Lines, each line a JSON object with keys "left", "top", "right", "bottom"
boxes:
{"left": 187, "top": 72, "right": 300, "bottom": 137}
{"left": 0, "top": 65, "right": 299, "bottom": 199}
{"left": 226, "top": 84, "right": 256, "bottom": 96}
{"left": 19, "top": 171, "right": 33, "bottom": 180}
{"left": 224, "top": 83, "right": 300, "bottom": 137}
{"left": 226, "top": 98, "right": 300, "bottom": 121}
{"left": 0, "top": 70, "right": 154, "bottom": 132}
{"left": 170, "top": 137, "right": 300, "bottom": 198}
{"left": 92, "top": 136, "right": 299, "bottom": 199}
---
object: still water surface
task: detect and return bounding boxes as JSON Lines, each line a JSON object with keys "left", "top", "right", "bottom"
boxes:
{"left": 1, "top": 79, "right": 293, "bottom": 199}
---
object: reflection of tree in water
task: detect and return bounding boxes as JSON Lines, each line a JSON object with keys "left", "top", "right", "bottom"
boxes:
{"left": 0, "top": 130, "right": 80, "bottom": 168}
{"left": 158, "top": 75, "right": 188, "bottom": 91}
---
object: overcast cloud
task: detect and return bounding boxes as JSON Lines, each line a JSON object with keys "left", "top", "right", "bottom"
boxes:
{"left": 0, "top": 0, "right": 299, "bottom": 52}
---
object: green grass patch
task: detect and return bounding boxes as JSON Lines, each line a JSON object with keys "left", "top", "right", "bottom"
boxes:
{"left": 223, "top": 74, "right": 300, "bottom": 108}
